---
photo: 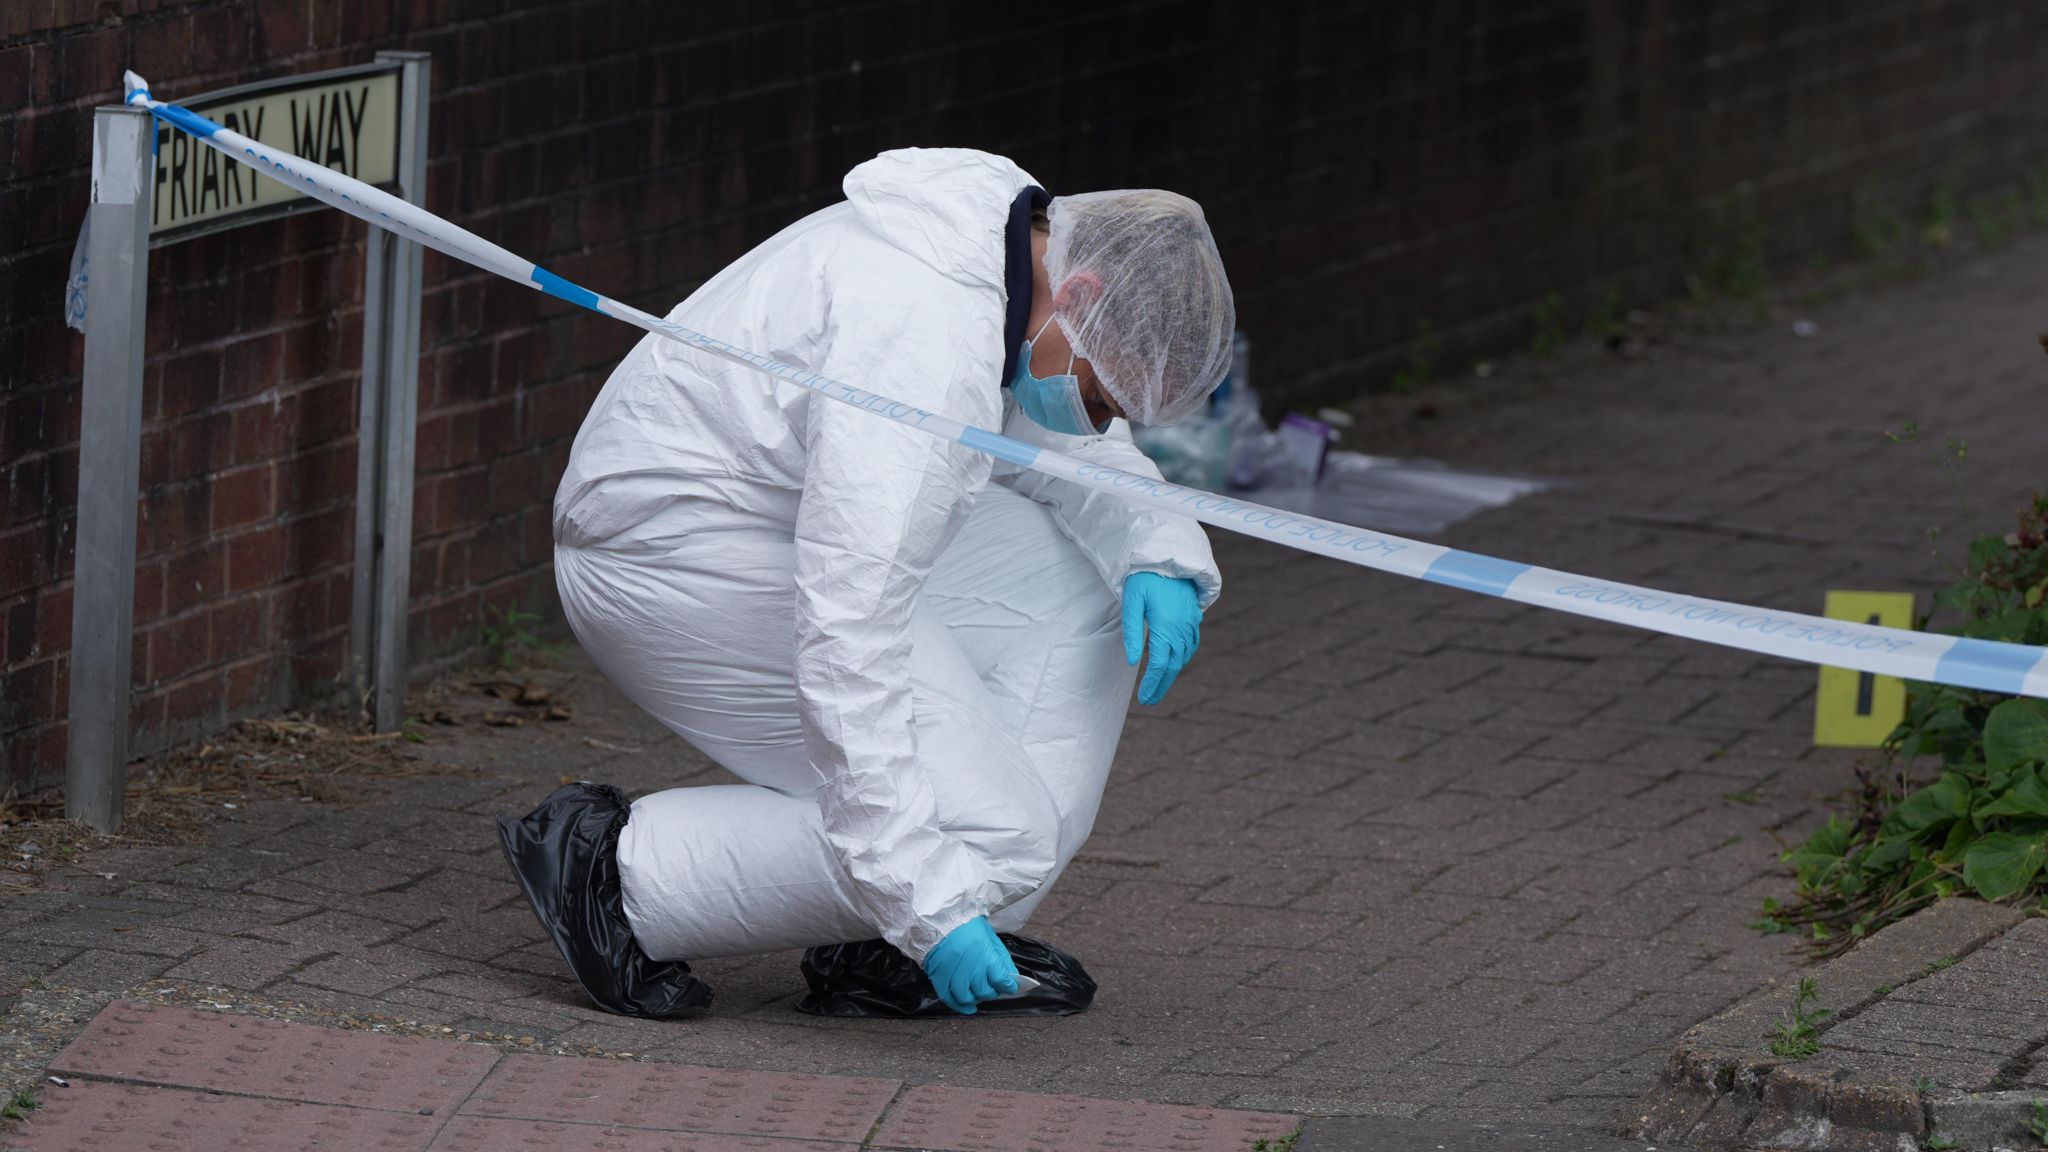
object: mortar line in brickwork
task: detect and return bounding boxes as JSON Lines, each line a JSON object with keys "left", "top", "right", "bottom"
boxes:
{"left": 47, "top": 1061, "right": 384, "bottom": 1117}
{"left": 1809, "top": 926, "right": 2012, "bottom": 1044}
{"left": 862, "top": 1080, "right": 916, "bottom": 1150}
{"left": 370, "top": 863, "right": 446, "bottom": 896}
{"left": 434, "top": 1044, "right": 502, "bottom": 1145}
{"left": 1989, "top": 1036, "right": 2048, "bottom": 1094}
{"left": 259, "top": 949, "right": 340, "bottom": 993}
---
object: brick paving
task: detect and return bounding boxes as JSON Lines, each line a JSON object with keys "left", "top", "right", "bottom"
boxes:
{"left": 50, "top": 1000, "right": 497, "bottom": 1113}
{"left": 2, "top": 235, "right": 2045, "bottom": 1139}
{"left": 11, "top": 1000, "right": 1293, "bottom": 1151}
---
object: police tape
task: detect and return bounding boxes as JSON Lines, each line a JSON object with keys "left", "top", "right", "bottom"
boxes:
{"left": 120, "top": 72, "right": 2048, "bottom": 702}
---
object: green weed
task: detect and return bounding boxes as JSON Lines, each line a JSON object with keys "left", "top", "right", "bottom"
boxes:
{"left": 1881, "top": 420, "right": 1972, "bottom": 568}
{"left": 2028, "top": 1099, "right": 2048, "bottom": 1146}
{"left": 1851, "top": 199, "right": 1907, "bottom": 258}
{"left": 2, "top": 1089, "right": 38, "bottom": 1122}
{"left": 1713, "top": 225, "right": 1768, "bottom": 300}
{"left": 1251, "top": 1129, "right": 1301, "bottom": 1152}
{"left": 2027, "top": 164, "right": 2048, "bottom": 227}
{"left": 1971, "top": 190, "right": 2023, "bottom": 248}
{"left": 1921, "top": 184, "right": 1959, "bottom": 248}
{"left": 1529, "top": 293, "right": 1567, "bottom": 355}
{"left": 1765, "top": 977, "right": 1830, "bottom": 1060}
{"left": 1688, "top": 194, "right": 1770, "bottom": 305}
{"left": 1747, "top": 490, "right": 2048, "bottom": 962}
{"left": 1587, "top": 288, "right": 1624, "bottom": 340}
{"left": 480, "top": 604, "right": 547, "bottom": 670}
{"left": 1390, "top": 320, "right": 1440, "bottom": 393}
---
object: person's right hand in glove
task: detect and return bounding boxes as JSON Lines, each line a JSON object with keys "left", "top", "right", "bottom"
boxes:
{"left": 1122, "top": 572, "right": 1202, "bottom": 705}
{"left": 921, "top": 915, "right": 1019, "bottom": 1014}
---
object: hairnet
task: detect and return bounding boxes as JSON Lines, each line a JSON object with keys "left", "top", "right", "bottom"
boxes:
{"left": 1044, "top": 190, "right": 1235, "bottom": 427}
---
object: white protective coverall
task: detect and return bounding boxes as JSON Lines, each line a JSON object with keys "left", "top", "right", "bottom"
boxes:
{"left": 552, "top": 148, "right": 1222, "bottom": 964}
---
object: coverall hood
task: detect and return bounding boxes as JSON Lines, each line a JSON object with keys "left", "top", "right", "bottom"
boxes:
{"left": 842, "top": 148, "right": 1040, "bottom": 291}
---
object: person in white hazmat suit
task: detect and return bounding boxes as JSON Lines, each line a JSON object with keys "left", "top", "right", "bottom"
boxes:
{"left": 497, "top": 147, "right": 1235, "bottom": 1020}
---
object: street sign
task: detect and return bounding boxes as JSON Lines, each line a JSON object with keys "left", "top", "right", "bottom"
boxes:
{"left": 67, "top": 53, "right": 430, "bottom": 832}
{"left": 1813, "top": 591, "right": 1917, "bottom": 747}
{"left": 149, "top": 63, "right": 402, "bottom": 242}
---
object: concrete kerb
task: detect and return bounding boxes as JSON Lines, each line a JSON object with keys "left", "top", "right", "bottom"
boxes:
{"left": 1925, "top": 1090, "right": 2048, "bottom": 1152}
{"left": 1628, "top": 898, "right": 2024, "bottom": 1151}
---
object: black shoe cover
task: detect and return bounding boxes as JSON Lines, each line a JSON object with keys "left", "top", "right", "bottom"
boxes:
{"left": 496, "top": 781, "right": 713, "bottom": 1018}
{"left": 797, "top": 932, "right": 1095, "bottom": 1018}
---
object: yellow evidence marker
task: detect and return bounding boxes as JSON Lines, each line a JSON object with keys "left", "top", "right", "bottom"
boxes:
{"left": 1813, "top": 591, "right": 1918, "bottom": 748}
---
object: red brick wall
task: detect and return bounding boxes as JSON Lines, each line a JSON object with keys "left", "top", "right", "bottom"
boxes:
{"left": 5, "top": 1, "right": 2047, "bottom": 795}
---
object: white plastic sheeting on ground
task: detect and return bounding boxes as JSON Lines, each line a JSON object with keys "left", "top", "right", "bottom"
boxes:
{"left": 1245, "top": 452, "right": 1550, "bottom": 537}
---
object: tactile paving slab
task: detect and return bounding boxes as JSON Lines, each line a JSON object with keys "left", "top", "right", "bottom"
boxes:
{"left": 460, "top": 1053, "right": 894, "bottom": 1143}
{"left": 869, "top": 1085, "right": 1298, "bottom": 1152}
{"left": 51, "top": 1000, "right": 498, "bottom": 1115}
{"left": 9, "top": 1079, "right": 439, "bottom": 1152}
{"left": 428, "top": 1114, "right": 847, "bottom": 1151}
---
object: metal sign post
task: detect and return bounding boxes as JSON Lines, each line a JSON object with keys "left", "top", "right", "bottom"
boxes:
{"left": 66, "top": 54, "right": 430, "bottom": 831}
{"left": 66, "top": 106, "right": 155, "bottom": 832}
{"left": 352, "top": 51, "right": 432, "bottom": 734}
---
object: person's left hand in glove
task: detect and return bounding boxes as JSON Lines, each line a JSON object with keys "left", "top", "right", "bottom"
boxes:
{"left": 1121, "top": 572, "right": 1202, "bottom": 705}
{"left": 922, "top": 916, "right": 1019, "bottom": 1015}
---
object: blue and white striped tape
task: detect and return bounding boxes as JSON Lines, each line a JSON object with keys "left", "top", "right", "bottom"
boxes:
{"left": 121, "top": 71, "right": 2048, "bottom": 701}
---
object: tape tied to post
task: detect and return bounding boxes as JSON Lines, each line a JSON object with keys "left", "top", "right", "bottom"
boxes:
{"left": 118, "top": 71, "right": 2048, "bottom": 702}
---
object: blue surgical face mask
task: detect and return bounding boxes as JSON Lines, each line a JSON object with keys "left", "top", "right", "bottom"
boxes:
{"left": 1009, "top": 317, "right": 1106, "bottom": 437}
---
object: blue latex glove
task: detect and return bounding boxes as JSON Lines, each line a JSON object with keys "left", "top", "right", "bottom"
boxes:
{"left": 1122, "top": 573, "right": 1202, "bottom": 706}
{"left": 921, "top": 916, "right": 1019, "bottom": 1015}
